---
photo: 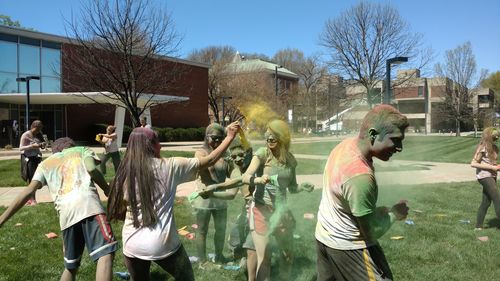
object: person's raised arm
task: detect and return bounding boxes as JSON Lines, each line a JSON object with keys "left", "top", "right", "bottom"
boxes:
{"left": 84, "top": 156, "right": 110, "bottom": 196}
{"left": 197, "top": 121, "right": 240, "bottom": 170}
{"left": 0, "top": 181, "right": 42, "bottom": 228}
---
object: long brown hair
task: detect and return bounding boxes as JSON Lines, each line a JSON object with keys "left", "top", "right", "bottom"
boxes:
{"left": 107, "top": 127, "right": 160, "bottom": 227}
{"left": 479, "top": 127, "right": 500, "bottom": 164}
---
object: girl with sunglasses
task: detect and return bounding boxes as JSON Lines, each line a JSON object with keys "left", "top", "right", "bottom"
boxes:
{"left": 192, "top": 123, "right": 234, "bottom": 265}
{"left": 240, "top": 119, "right": 314, "bottom": 281}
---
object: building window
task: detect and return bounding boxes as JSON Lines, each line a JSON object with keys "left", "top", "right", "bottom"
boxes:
{"left": 0, "top": 41, "right": 17, "bottom": 73}
{"left": 41, "top": 48, "right": 60, "bottom": 77}
{"left": 418, "top": 86, "right": 424, "bottom": 97}
{"left": 41, "top": 76, "right": 61, "bottom": 92}
{"left": 0, "top": 72, "right": 18, "bottom": 93}
{"left": 19, "top": 44, "right": 41, "bottom": 77}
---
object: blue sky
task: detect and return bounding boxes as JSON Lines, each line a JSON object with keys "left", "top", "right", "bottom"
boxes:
{"left": 1, "top": 0, "right": 499, "bottom": 74}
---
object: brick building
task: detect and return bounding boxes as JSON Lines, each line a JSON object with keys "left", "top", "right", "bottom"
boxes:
{"left": 0, "top": 25, "right": 209, "bottom": 146}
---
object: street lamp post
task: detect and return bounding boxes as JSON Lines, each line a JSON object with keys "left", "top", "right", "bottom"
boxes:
{"left": 221, "top": 96, "right": 232, "bottom": 126}
{"left": 275, "top": 65, "right": 283, "bottom": 96}
{"left": 385, "top": 56, "right": 408, "bottom": 104}
{"left": 16, "top": 75, "right": 40, "bottom": 131}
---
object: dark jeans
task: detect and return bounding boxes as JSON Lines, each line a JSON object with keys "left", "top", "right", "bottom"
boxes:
{"left": 124, "top": 244, "right": 193, "bottom": 281}
{"left": 99, "top": 151, "right": 120, "bottom": 174}
{"left": 476, "top": 177, "right": 500, "bottom": 228}
{"left": 195, "top": 208, "right": 227, "bottom": 261}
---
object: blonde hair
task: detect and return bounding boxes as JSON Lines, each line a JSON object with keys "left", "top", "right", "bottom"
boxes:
{"left": 479, "top": 127, "right": 500, "bottom": 163}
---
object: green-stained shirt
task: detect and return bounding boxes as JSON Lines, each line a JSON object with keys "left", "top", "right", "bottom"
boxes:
{"left": 252, "top": 147, "right": 298, "bottom": 207}
{"left": 32, "top": 147, "right": 105, "bottom": 230}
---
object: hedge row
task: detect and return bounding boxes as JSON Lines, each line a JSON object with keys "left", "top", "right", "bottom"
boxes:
{"left": 89, "top": 124, "right": 206, "bottom": 144}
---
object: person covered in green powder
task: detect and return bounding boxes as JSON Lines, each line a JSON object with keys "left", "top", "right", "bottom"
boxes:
{"left": 192, "top": 123, "right": 234, "bottom": 265}
{"left": 239, "top": 119, "right": 314, "bottom": 281}
{"left": 198, "top": 133, "right": 258, "bottom": 280}
{"left": 470, "top": 127, "right": 500, "bottom": 230}
{"left": 315, "top": 104, "right": 410, "bottom": 281}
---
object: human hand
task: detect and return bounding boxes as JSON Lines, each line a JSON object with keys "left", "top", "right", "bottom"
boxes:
{"left": 31, "top": 143, "right": 40, "bottom": 149}
{"left": 199, "top": 189, "right": 213, "bottom": 199}
{"left": 390, "top": 200, "right": 409, "bottom": 221}
{"left": 256, "top": 175, "right": 270, "bottom": 185}
{"left": 226, "top": 121, "right": 241, "bottom": 139}
{"left": 299, "top": 182, "right": 315, "bottom": 192}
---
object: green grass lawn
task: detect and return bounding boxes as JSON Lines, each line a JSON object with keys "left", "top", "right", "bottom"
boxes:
{"left": 291, "top": 136, "right": 480, "bottom": 164}
{"left": 2, "top": 181, "right": 500, "bottom": 280}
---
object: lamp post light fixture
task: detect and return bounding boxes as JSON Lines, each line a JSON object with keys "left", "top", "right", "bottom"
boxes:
{"left": 275, "top": 65, "right": 283, "bottom": 96}
{"left": 221, "top": 96, "right": 232, "bottom": 126}
{"left": 16, "top": 75, "right": 40, "bottom": 131}
{"left": 384, "top": 56, "right": 408, "bottom": 104}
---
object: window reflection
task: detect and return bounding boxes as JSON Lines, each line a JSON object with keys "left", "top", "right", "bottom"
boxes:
{"left": 0, "top": 72, "right": 18, "bottom": 93}
{"left": 42, "top": 48, "right": 60, "bottom": 77}
{"left": 18, "top": 78, "right": 40, "bottom": 93}
{"left": 19, "top": 44, "right": 40, "bottom": 75}
{"left": 42, "top": 76, "right": 61, "bottom": 92}
{"left": 0, "top": 41, "right": 17, "bottom": 73}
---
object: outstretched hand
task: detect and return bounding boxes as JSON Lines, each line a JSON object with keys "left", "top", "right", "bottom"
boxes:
{"left": 226, "top": 121, "right": 241, "bottom": 139}
{"left": 299, "top": 182, "right": 315, "bottom": 192}
{"left": 390, "top": 200, "right": 409, "bottom": 221}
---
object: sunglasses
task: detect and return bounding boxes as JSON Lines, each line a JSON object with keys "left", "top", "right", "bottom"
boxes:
{"left": 230, "top": 152, "right": 245, "bottom": 159}
{"left": 266, "top": 138, "right": 278, "bottom": 144}
{"left": 209, "top": 135, "right": 223, "bottom": 142}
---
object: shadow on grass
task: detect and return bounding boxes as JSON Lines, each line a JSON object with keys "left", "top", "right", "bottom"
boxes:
{"left": 485, "top": 218, "right": 500, "bottom": 229}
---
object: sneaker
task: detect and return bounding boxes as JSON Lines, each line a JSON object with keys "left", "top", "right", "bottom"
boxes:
{"left": 474, "top": 227, "right": 483, "bottom": 231}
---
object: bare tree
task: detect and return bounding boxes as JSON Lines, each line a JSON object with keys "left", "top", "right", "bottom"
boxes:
{"left": 187, "top": 46, "right": 237, "bottom": 124}
{"left": 435, "top": 42, "right": 487, "bottom": 136}
{"left": 63, "top": 0, "right": 182, "bottom": 126}
{"left": 319, "top": 1, "right": 432, "bottom": 107}
{"left": 274, "top": 49, "right": 327, "bottom": 131}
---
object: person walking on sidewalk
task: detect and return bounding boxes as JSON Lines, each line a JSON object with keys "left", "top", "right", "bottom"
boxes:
{"left": 0, "top": 137, "right": 117, "bottom": 281}
{"left": 315, "top": 104, "right": 410, "bottom": 281}
{"left": 19, "top": 120, "right": 45, "bottom": 206}
{"left": 470, "top": 127, "right": 500, "bottom": 230}
{"left": 97, "top": 125, "right": 121, "bottom": 174}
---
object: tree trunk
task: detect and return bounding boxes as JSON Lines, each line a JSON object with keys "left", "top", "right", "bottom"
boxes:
{"left": 455, "top": 119, "right": 461, "bottom": 136}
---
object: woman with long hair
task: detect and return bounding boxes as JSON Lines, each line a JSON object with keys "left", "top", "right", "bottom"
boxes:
{"left": 241, "top": 119, "right": 313, "bottom": 281}
{"left": 471, "top": 127, "right": 500, "bottom": 230}
{"left": 192, "top": 123, "right": 233, "bottom": 265}
{"left": 107, "top": 122, "right": 239, "bottom": 281}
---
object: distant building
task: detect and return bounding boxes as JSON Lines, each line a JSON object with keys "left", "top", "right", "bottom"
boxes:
{"left": 317, "top": 69, "right": 496, "bottom": 134}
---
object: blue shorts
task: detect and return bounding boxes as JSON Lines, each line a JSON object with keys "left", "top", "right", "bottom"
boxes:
{"left": 62, "top": 214, "right": 118, "bottom": 269}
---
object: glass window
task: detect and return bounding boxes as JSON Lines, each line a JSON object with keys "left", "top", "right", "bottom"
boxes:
{"left": 0, "top": 41, "right": 17, "bottom": 72}
{"left": 19, "top": 44, "right": 40, "bottom": 75}
{"left": 41, "top": 76, "right": 61, "bottom": 92}
{"left": 418, "top": 86, "right": 424, "bottom": 97}
{"left": 0, "top": 72, "right": 18, "bottom": 93}
{"left": 42, "top": 48, "right": 60, "bottom": 77}
{"left": 18, "top": 78, "right": 40, "bottom": 94}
